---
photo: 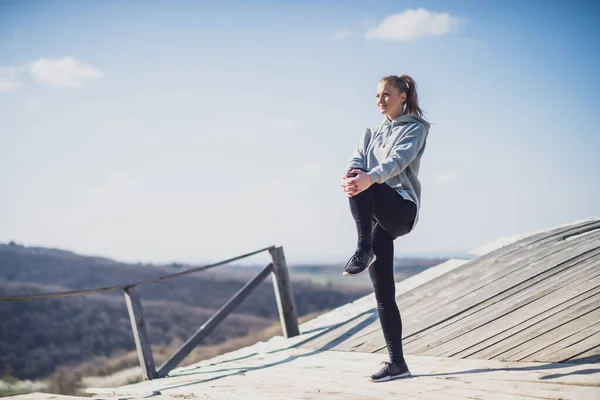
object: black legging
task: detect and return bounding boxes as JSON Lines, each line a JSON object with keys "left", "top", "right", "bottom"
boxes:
{"left": 348, "top": 179, "right": 417, "bottom": 364}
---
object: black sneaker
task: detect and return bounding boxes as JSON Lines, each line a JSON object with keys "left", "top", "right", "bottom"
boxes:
{"left": 343, "top": 249, "right": 376, "bottom": 276}
{"left": 369, "top": 361, "right": 411, "bottom": 382}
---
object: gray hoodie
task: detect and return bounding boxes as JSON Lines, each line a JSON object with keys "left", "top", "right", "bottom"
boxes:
{"left": 347, "top": 114, "right": 430, "bottom": 229}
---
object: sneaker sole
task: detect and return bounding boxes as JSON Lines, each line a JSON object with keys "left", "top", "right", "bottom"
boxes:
{"left": 343, "top": 254, "right": 377, "bottom": 277}
{"left": 369, "top": 371, "right": 411, "bottom": 382}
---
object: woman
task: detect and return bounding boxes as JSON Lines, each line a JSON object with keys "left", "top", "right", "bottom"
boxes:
{"left": 341, "top": 74, "right": 430, "bottom": 382}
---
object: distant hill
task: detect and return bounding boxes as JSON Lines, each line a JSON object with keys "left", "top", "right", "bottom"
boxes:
{"left": 0, "top": 242, "right": 446, "bottom": 380}
{"left": 0, "top": 242, "right": 373, "bottom": 379}
{"left": 0, "top": 279, "right": 272, "bottom": 380}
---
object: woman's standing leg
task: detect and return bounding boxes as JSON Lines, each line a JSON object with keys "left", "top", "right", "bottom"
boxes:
{"left": 369, "top": 223, "right": 405, "bottom": 364}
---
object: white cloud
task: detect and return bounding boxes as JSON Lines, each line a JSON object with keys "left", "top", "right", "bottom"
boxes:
{"left": 366, "top": 8, "right": 462, "bottom": 42}
{"left": 331, "top": 29, "right": 353, "bottom": 40}
{"left": 29, "top": 57, "right": 103, "bottom": 88}
{"left": 0, "top": 66, "right": 22, "bottom": 92}
{"left": 433, "top": 171, "right": 459, "bottom": 186}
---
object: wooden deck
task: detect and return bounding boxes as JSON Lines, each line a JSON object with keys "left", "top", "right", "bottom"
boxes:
{"left": 86, "top": 343, "right": 600, "bottom": 399}
{"left": 10, "top": 218, "right": 600, "bottom": 399}
{"left": 296, "top": 218, "right": 600, "bottom": 365}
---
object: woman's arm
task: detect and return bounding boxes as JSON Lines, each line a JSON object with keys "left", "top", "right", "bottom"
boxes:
{"left": 346, "top": 128, "right": 371, "bottom": 173}
{"left": 367, "top": 123, "right": 427, "bottom": 184}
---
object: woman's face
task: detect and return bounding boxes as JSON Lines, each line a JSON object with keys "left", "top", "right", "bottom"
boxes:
{"left": 376, "top": 81, "right": 406, "bottom": 119}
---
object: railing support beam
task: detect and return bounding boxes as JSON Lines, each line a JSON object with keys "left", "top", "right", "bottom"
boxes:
{"left": 124, "top": 286, "right": 158, "bottom": 380}
{"left": 157, "top": 263, "right": 274, "bottom": 377}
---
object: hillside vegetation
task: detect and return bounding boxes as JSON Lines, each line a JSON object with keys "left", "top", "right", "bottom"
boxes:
{"left": 0, "top": 242, "right": 373, "bottom": 380}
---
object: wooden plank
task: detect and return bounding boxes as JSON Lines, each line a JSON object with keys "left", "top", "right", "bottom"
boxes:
{"left": 430, "top": 385, "right": 559, "bottom": 400}
{"left": 295, "top": 309, "right": 378, "bottom": 351}
{"left": 465, "top": 219, "right": 599, "bottom": 267}
{"left": 385, "top": 240, "right": 600, "bottom": 352}
{"left": 439, "top": 287, "right": 600, "bottom": 360}
{"left": 393, "top": 259, "right": 470, "bottom": 295}
{"left": 402, "top": 228, "right": 600, "bottom": 311}
{"left": 539, "top": 331, "right": 600, "bottom": 363}
{"left": 395, "top": 259, "right": 600, "bottom": 357}
{"left": 350, "top": 264, "right": 599, "bottom": 360}
{"left": 5, "top": 394, "right": 93, "bottom": 400}
{"left": 398, "top": 236, "right": 600, "bottom": 324}
{"left": 440, "top": 224, "right": 598, "bottom": 285}
{"left": 365, "top": 283, "right": 599, "bottom": 360}
{"left": 403, "top": 251, "right": 600, "bottom": 351}
{"left": 124, "top": 286, "right": 158, "bottom": 380}
{"left": 155, "top": 370, "right": 600, "bottom": 400}
{"left": 120, "top": 357, "right": 600, "bottom": 398}
{"left": 406, "top": 391, "right": 477, "bottom": 400}
{"left": 525, "top": 320, "right": 600, "bottom": 362}
{"left": 186, "top": 362, "right": 458, "bottom": 400}
{"left": 405, "top": 262, "right": 600, "bottom": 357}
{"left": 482, "top": 296, "right": 600, "bottom": 360}
{"left": 210, "top": 346, "right": 599, "bottom": 386}
{"left": 86, "top": 385, "right": 160, "bottom": 396}
{"left": 269, "top": 246, "right": 300, "bottom": 338}
{"left": 469, "top": 218, "right": 599, "bottom": 256}
{"left": 504, "top": 309, "right": 600, "bottom": 362}
{"left": 96, "top": 347, "right": 600, "bottom": 400}
{"left": 392, "top": 228, "right": 598, "bottom": 344}
{"left": 342, "top": 235, "right": 600, "bottom": 354}
{"left": 417, "top": 376, "right": 597, "bottom": 400}
{"left": 126, "top": 356, "right": 440, "bottom": 399}
{"left": 157, "top": 263, "right": 274, "bottom": 377}
{"left": 445, "top": 291, "right": 600, "bottom": 361}
{"left": 563, "top": 344, "right": 600, "bottom": 364}
{"left": 445, "top": 285, "right": 600, "bottom": 359}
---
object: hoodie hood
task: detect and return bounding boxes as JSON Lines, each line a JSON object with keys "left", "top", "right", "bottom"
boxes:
{"left": 385, "top": 114, "right": 430, "bottom": 131}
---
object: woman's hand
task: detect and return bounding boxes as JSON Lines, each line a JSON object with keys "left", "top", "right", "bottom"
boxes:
{"left": 341, "top": 169, "right": 373, "bottom": 198}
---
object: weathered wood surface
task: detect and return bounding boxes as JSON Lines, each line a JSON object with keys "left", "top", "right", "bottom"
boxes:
{"left": 87, "top": 344, "right": 600, "bottom": 400}
{"left": 298, "top": 219, "right": 600, "bottom": 364}
{"left": 6, "top": 394, "right": 94, "bottom": 400}
{"left": 468, "top": 217, "right": 599, "bottom": 257}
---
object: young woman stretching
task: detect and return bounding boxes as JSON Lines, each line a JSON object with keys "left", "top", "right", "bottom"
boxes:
{"left": 340, "top": 74, "right": 430, "bottom": 382}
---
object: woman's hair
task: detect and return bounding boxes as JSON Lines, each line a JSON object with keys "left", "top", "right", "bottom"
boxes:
{"left": 380, "top": 74, "right": 424, "bottom": 117}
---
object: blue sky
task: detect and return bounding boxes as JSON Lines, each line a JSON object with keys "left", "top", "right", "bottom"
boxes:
{"left": 1, "top": 0, "right": 598, "bottom": 265}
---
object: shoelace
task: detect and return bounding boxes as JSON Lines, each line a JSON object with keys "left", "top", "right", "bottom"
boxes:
{"left": 377, "top": 361, "right": 392, "bottom": 373}
{"left": 351, "top": 251, "right": 364, "bottom": 264}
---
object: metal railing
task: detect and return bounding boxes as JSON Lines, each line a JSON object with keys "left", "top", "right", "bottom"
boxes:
{"left": 0, "top": 246, "right": 299, "bottom": 380}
